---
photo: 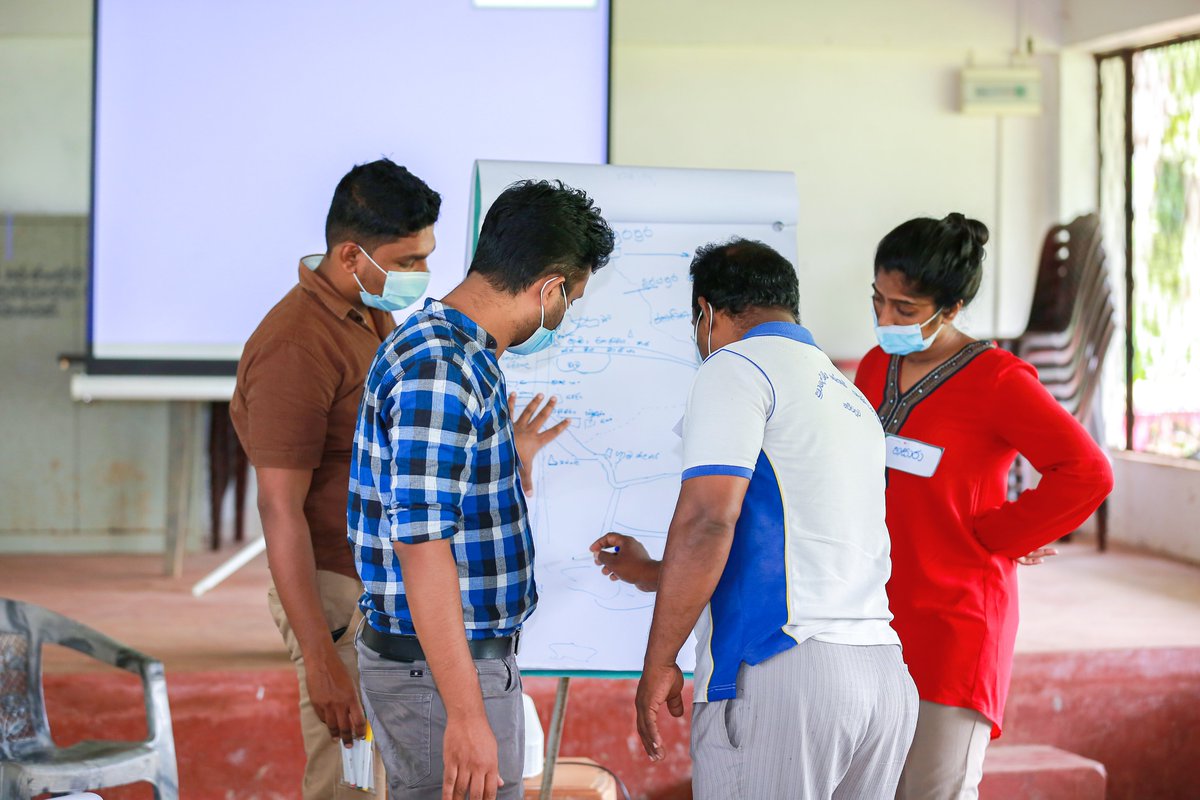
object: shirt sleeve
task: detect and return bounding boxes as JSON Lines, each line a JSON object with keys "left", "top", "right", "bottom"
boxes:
{"left": 234, "top": 339, "right": 335, "bottom": 470}
{"left": 681, "top": 349, "right": 775, "bottom": 481}
{"left": 972, "top": 358, "right": 1114, "bottom": 558}
{"left": 381, "top": 355, "right": 480, "bottom": 544}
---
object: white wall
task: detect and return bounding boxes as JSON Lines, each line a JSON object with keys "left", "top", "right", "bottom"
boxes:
{"left": 612, "top": 0, "right": 1064, "bottom": 359}
{"left": 4, "top": 0, "right": 1200, "bottom": 556}
{"left": 0, "top": 0, "right": 92, "bottom": 214}
{"left": 1063, "top": 0, "right": 1200, "bottom": 49}
{"left": 1057, "top": 49, "right": 1098, "bottom": 221}
{"left": 1109, "top": 453, "right": 1200, "bottom": 564}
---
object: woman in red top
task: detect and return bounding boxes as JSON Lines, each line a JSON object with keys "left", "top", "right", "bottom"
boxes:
{"left": 854, "top": 213, "right": 1113, "bottom": 800}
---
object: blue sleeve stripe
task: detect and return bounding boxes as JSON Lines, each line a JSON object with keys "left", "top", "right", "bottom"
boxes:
{"left": 682, "top": 464, "right": 754, "bottom": 481}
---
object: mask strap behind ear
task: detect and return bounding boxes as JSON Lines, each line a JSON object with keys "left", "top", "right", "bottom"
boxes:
{"left": 356, "top": 244, "right": 386, "bottom": 275}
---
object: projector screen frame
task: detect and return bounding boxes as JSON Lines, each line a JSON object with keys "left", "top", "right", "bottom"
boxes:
{"left": 82, "top": 0, "right": 614, "bottom": 382}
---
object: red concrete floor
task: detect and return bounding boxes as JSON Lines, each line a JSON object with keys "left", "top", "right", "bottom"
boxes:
{"left": 4, "top": 540, "right": 1200, "bottom": 799}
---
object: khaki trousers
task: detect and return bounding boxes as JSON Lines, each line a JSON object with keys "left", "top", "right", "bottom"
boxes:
{"left": 895, "top": 701, "right": 992, "bottom": 800}
{"left": 268, "top": 570, "right": 386, "bottom": 800}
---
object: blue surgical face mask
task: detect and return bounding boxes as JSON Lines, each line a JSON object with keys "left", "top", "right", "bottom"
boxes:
{"left": 353, "top": 244, "right": 430, "bottom": 312}
{"left": 508, "top": 278, "right": 568, "bottom": 356}
{"left": 873, "top": 307, "right": 945, "bottom": 356}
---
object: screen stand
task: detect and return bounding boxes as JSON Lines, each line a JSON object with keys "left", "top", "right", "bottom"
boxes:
{"left": 163, "top": 401, "right": 200, "bottom": 577}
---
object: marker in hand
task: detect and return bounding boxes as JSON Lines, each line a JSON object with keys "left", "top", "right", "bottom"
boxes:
{"left": 591, "top": 533, "right": 658, "bottom": 591}
{"left": 572, "top": 546, "right": 618, "bottom": 561}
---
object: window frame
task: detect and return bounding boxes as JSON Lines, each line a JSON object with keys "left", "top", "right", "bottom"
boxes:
{"left": 1095, "top": 31, "right": 1200, "bottom": 452}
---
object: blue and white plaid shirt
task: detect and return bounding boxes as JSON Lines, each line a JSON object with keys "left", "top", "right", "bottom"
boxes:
{"left": 348, "top": 299, "right": 536, "bottom": 638}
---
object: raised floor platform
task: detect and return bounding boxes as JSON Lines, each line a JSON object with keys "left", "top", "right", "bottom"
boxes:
{"left": 4, "top": 541, "right": 1199, "bottom": 799}
{"left": 980, "top": 745, "right": 1106, "bottom": 799}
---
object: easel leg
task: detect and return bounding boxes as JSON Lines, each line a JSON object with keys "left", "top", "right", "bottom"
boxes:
{"left": 539, "top": 676, "right": 571, "bottom": 800}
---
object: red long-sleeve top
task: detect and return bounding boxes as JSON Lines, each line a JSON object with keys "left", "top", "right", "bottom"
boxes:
{"left": 855, "top": 344, "right": 1113, "bottom": 736}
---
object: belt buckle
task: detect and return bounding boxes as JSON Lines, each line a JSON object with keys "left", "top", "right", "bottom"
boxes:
{"left": 513, "top": 629, "right": 521, "bottom": 656}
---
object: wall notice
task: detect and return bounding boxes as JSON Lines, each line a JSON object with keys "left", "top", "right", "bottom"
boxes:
{"left": 0, "top": 263, "right": 84, "bottom": 318}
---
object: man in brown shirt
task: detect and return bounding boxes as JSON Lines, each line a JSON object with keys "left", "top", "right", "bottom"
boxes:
{"left": 231, "top": 159, "right": 566, "bottom": 798}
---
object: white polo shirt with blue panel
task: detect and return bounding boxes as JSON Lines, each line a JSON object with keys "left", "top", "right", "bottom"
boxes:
{"left": 682, "top": 321, "right": 901, "bottom": 703}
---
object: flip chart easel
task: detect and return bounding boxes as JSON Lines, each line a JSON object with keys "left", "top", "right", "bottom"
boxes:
{"left": 539, "top": 676, "right": 572, "bottom": 800}
{"left": 471, "top": 160, "right": 798, "bottom": 795}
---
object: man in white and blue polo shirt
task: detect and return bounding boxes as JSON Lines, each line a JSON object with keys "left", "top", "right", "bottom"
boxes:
{"left": 350, "top": 180, "right": 614, "bottom": 800}
{"left": 592, "top": 239, "right": 917, "bottom": 800}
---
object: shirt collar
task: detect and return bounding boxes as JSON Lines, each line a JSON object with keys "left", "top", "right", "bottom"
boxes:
{"left": 743, "top": 321, "right": 820, "bottom": 349}
{"left": 422, "top": 298, "right": 498, "bottom": 350}
{"left": 298, "top": 255, "right": 394, "bottom": 337}
{"left": 298, "top": 256, "right": 355, "bottom": 321}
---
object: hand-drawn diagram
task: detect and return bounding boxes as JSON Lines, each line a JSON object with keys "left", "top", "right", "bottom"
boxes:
{"left": 503, "top": 221, "right": 795, "bottom": 673}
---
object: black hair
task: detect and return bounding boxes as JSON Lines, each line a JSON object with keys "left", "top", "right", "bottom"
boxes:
{"left": 874, "top": 213, "right": 989, "bottom": 309}
{"left": 324, "top": 158, "right": 441, "bottom": 251}
{"left": 468, "top": 180, "right": 615, "bottom": 294}
{"left": 690, "top": 238, "right": 800, "bottom": 320}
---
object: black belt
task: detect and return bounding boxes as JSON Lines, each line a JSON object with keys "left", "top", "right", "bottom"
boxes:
{"left": 361, "top": 625, "right": 517, "bottom": 662}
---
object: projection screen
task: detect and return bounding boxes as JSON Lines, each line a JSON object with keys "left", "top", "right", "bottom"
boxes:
{"left": 89, "top": 0, "right": 610, "bottom": 373}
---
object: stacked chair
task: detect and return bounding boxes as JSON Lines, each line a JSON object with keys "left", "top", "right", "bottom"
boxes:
{"left": 0, "top": 598, "right": 179, "bottom": 799}
{"left": 1005, "top": 213, "right": 1115, "bottom": 550}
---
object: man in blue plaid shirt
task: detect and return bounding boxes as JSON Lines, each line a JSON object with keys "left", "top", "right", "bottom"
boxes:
{"left": 350, "top": 179, "right": 614, "bottom": 800}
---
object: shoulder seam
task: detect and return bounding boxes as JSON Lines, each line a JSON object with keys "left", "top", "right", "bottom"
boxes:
{"left": 711, "top": 349, "right": 777, "bottom": 420}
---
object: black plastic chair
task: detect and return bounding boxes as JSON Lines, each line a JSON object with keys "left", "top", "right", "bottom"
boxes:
{"left": 1007, "top": 213, "right": 1114, "bottom": 550}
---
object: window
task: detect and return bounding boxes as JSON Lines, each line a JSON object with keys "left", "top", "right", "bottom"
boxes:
{"left": 1098, "top": 35, "right": 1200, "bottom": 459}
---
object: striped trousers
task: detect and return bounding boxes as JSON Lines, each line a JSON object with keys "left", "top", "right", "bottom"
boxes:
{"left": 691, "top": 638, "right": 918, "bottom": 799}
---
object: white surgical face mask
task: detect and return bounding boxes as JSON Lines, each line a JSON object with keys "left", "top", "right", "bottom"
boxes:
{"left": 508, "top": 278, "right": 569, "bottom": 356}
{"left": 873, "top": 307, "right": 945, "bottom": 355}
{"left": 353, "top": 244, "right": 430, "bottom": 312}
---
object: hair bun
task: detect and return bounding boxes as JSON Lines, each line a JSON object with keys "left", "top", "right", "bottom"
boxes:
{"left": 944, "top": 212, "right": 990, "bottom": 246}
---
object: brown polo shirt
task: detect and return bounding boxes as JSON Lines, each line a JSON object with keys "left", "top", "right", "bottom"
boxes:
{"left": 231, "top": 257, "right": 395, "bottom": 579}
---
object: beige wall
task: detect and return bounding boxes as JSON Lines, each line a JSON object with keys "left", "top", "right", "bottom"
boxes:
{"left": 611, "top": 0, "right": 1064, "bottom": 359}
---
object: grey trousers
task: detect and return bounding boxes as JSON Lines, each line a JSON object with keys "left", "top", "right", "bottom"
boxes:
{"left": 691, "top": 638, "right": 918, "bottom": 800}
{"left": 357, "top": 641, "right": 524, "bottom": 800}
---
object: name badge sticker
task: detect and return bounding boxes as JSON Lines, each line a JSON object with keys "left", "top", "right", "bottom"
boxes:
{"left": 884, "top": 434, "right": 944, "bottom": 478}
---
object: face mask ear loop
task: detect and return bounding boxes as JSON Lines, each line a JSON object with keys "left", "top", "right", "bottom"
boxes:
{"left": 357, "top": 244, "right": 388, "bottom": 276}
{"left": 925, "top": 307, "right": 947, "bottom": 340}
{"left": 538, "top": 276, "right": 567, "bottom": 327}
{"left": 706, "top": 302, "right": 714, "bottom": 358}
{"left": 352, "top": 272, "right": 370, "bottom": 295}
{"left": 353, "top": 244, "right": 389, "bottom": 300}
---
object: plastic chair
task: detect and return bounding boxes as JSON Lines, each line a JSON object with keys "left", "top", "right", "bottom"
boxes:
{"left": 0, "top": 598, "right": 179, "bottom": 799}
{"left": 1006, "top": 213, "right": 1114, "bottom": 550}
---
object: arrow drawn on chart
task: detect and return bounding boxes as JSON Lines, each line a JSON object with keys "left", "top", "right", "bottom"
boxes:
{"left": 627, "top": 251, "right": 690, "bottom": 258}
